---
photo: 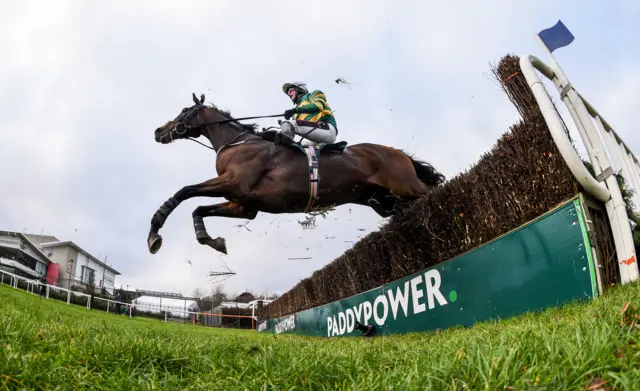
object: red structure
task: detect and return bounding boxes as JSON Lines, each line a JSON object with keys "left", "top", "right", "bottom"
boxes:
{"left": 46, "top": 263, "right": 60, "bottom": 284}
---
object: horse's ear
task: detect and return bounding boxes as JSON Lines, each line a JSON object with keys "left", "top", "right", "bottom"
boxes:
{"left": 200, "top": 94, "right": 205, "bottom": 104}
{"left": 192, "top": 93, "right": 199, "bottom": 105}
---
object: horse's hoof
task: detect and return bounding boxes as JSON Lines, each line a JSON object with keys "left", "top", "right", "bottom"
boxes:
{"left": 212, "top": 237, "right": 227, "bottom": 254}
{"left": 148, "top": 234, "right": 163, "bottom": 254}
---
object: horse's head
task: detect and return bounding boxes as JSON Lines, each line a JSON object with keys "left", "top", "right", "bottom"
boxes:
{"left": 155, "top": 93, "right": 260, "bottom": 148}
{"left": 154, "top": 93, "right": 208, "bottom": 144}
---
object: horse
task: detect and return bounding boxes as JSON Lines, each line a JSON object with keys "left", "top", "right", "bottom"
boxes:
{"left": 148, "top": 93, "right": 445, "bottom": 255}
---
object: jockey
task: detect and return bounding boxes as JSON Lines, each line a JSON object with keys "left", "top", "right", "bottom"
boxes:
{"left": 275, "top": 82, "right": 338, "bottom": 146}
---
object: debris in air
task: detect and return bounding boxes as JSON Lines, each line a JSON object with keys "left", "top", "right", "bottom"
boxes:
{"left": 334, "top": 78, "right": 353, "bottom": 89}
{"left": 208, "top": 257, "right": 236, "bottom": 284}
{"left": 234, "top": 221, "right": 252, "bottom": 232}
{"left": 297, "top": 206, "right": 335, "bottom": 230}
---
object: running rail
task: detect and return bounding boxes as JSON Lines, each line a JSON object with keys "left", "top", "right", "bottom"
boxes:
{"left": 520, "top": 54, "right": 639, "bottom": 284}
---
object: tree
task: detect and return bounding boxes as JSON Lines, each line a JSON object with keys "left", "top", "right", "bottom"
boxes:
{"left": 191, "top": 288, "right": 205, "bottom": 299}
{"left": 266, "top": 292, "right": 279, "bottom": 300}
{"left": 209, "top": 284, "right": 228, "bottom": 307}
{"left": 193, "top": 284, "right": 229, "bottom": 312}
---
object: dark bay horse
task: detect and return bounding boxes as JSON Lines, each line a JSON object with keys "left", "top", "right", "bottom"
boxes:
{"left": 148, "top": 93, "right": 445, "bottom": 255}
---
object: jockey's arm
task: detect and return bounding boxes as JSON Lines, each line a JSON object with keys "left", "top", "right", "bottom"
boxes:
{"left": 295, "top": 92, "right": 327, "bottom": 115}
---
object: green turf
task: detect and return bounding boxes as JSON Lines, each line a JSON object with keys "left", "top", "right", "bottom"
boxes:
{"left": 1, "top": 282, "right": 639, "bottom": 390}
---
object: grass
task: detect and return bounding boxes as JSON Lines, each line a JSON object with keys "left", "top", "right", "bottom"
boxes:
{"left": 1, "top": 283, "right": 639, "bottom": 390}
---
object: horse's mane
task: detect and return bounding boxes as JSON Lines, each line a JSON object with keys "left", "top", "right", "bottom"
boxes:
{"left": 206, "top": 103, "right": 259, "bottom": 134}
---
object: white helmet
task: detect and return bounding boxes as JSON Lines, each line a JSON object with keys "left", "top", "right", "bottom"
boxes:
{"left": 282, "top": 81, "right": 308, "bottom": 95}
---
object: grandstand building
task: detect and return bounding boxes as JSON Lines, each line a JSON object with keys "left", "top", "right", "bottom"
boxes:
{"left": 0, "top": 230, "right": 121, "bottom": 295}
{"left": 0, "top": 230, "right": 51, "bottom": 280}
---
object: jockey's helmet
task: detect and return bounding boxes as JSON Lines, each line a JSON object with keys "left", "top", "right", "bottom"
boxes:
{"left": 282, "top": 82, "right": 308, "bottom": 96}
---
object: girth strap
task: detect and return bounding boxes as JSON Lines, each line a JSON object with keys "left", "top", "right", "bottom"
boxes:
{"left": 304, "top": 146, "right": 319, "bottom": 213}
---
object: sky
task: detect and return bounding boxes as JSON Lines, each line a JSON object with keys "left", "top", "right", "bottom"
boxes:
{"left": 1, "top": 1, "right": 639, "bottom": 299}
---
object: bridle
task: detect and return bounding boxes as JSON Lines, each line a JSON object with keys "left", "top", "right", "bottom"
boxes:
{"left": 168, "top": 103, "right": 283, "bottom": 152}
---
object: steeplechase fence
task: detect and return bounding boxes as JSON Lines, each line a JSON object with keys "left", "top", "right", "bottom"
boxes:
{"left": 256, "top": 41, "right": 639, "bottom": 337}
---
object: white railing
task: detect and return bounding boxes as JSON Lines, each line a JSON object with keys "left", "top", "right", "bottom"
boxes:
{"left": 0, "top": 269, "right": 258, "bottom": 327}
{"left": 520, "top": 41, "right": 639, "bottom": 285}
{"left": 0, "top": 269, "right": 134, "bottom": 315}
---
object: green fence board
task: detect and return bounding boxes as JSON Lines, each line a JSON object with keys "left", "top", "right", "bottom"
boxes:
{"left": 258, "top": 196, "right": 597, "bottom": 337}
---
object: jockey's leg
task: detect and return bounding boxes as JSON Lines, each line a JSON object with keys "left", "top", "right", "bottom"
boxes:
{"left": 275, "top": 120, "right": 337, "bottom": 145}
{"left": 274, "top": 120, "right": 297, "bottom": 146}
{"left": 294, "top": 121, "right": 337, "bottom": 144}
{"left": 279, "top": 120, "right": 297, "bottom": 138}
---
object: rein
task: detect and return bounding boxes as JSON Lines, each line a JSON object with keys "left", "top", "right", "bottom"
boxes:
{"left": 191, "top": 113, "right": 284, "bottom": 128}
{"left": 171, "top": 110, "right": 284, "bottom": 152}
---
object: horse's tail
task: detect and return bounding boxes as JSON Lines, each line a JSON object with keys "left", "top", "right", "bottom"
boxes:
{"left": 401, "top": 150, "right": 446, "bottom": 187}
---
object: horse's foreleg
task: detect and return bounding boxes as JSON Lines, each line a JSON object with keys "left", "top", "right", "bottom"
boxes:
{"left": 147, "top": 175, "right": 233, "bottom": 254}
{"left": 192, "top": 202, "right": 258, "bottom": 254}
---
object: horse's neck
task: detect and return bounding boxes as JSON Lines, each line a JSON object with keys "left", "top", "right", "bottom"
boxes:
{"left": 204, "top": 124, "right": 251, "bottom": 152}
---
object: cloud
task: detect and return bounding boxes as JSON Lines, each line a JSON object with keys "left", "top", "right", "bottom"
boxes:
{"left": 1, "top": 1, "right": 638, "bottom": 298}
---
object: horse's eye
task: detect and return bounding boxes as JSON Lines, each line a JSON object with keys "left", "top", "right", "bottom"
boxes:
{"left": 182, "top": 108, "right": 188, "bottom": 112}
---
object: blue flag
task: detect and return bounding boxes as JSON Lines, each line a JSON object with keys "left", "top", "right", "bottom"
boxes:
{"left": 538, "top": 20, "right": 575, "bottom": 52}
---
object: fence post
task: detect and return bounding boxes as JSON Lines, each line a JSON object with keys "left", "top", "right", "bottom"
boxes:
{"left": 520, "top": 54, "right": 639, "bottom": 284}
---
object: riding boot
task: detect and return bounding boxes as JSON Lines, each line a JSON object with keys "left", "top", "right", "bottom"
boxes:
{"left": 274, "top": 120, "right": 297, "bottom": 146}
{"left": 274, "top": 132, "right": 295, "bottom": 146}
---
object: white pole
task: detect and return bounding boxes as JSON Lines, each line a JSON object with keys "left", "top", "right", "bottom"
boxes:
{"left": 533, "top": 33, "right": 570, "bottom": 87}
{"left": 520, "top": 47, "right": 639, "bottom": 283}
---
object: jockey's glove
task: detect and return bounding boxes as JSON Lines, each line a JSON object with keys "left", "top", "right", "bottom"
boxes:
{"left": 284, "top": 108, "right": 296, "bottom": 120}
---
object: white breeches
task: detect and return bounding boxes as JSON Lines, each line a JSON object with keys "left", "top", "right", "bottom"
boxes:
{"left": 280, "top": 119, "right": 337, "bottom": 145}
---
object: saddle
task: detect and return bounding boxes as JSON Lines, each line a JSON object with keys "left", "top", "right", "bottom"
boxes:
{"left": 259, "top": 129, "right": 347, "bottom": 214}
{"left": 260, "top": 129, "right": 347, "bottom": 155}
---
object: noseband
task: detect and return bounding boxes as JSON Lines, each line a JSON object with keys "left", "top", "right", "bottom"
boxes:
{"left": 169, "top": 104, "right": 202, "bottom": 142}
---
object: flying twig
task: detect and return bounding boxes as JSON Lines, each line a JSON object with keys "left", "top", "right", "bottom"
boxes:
{"left": 208, "top": 273, "right": 235, "bottom": 284}
{"left": 208, "top": 257, "right": 236, "bottom": 284}
{"left": 297, "top": 205, "right": 336, "bottom": 230}
{"left": 335, "top": 78, "right": 354, "bottom": 89}
{"left": 234, "top": 221, "right": 252, "bottom": 232}
{"left": 298, "top": 216, "right": 317, "bottom": 230}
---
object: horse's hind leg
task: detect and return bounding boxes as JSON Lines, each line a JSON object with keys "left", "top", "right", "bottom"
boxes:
{"left": 191, "top": 202, "right": 258, "bottom": 254}
{"left": 356, "top": 191, "right": 398, "bottom": 218}
{"left": 370, "top": 154, "right": 430, "bottom": 198}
